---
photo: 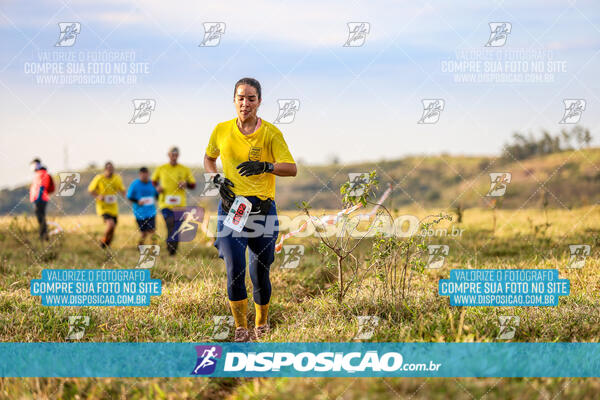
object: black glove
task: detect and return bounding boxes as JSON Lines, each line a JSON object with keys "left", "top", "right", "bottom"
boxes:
{"left": 236, "top": 161, "right": 274, "bottom": 177}
{"left": 212, "top": 173, "right": 235, "bottom": 204}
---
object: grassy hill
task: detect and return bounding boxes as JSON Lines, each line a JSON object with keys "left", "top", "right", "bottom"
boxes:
{"left": 2, "top": 148, "right": 600, "bottom": 216}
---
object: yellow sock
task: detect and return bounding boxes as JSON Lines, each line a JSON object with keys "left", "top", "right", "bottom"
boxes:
{"left": 255, "top": 302, "right": 269, "bottom": 326}
{"left": 229, "top": 298, "right": 248, "bottom": 329}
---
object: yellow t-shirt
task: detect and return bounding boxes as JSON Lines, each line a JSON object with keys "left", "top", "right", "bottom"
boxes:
{"left": 205, "top": 118, "right": 295, "bottom": 200}
{"left": 87, "top": 174, "right": 125, "bottom": 217}
{"left": 151, "top": 163, "right": 196, "bottom": 209}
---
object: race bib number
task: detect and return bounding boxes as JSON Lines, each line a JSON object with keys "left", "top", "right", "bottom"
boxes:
{"left": 224, "top": 196, "right": 252, "bottom": 232}
{"left": 165, "top": 195, "right": 181, "bottom": 205}
{"left": 103, "top": 195, "right": 117, "bottom": 204}
{"left": 139, "top": 196, "right": 155, "bottom": 206}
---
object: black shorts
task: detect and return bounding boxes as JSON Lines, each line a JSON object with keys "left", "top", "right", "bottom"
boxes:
{"left": 101, "top": 213, "right": 118, "bottom": 224}
{"left": 136, "top": 216, "right": 156, "bottom": 232}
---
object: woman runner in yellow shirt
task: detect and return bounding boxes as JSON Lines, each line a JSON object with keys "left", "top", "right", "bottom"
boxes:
{"left": 204, "top": 77, "right": 297, "bottom": 342}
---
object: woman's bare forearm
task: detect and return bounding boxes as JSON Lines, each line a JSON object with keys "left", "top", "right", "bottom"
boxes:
{"left": 272, "top": 162, "right": 297, "bottom": 177}
{"left": 204, "top": 154, "right": 218, "bottom": 173}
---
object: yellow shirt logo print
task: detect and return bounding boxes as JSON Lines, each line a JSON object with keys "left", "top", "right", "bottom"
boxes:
{"left": 248, "top": 147, "right": 262, "bottom": 161}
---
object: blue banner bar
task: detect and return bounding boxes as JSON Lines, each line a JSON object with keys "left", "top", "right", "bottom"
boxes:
{"left": 1, "top": 343, "right": 599, "bottom": 377}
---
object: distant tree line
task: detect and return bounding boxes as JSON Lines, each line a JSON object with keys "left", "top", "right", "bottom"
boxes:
{"left": 502, "top": 125, "right": 592, "bottom": 160}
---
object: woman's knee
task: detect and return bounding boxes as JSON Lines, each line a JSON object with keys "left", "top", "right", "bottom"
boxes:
{"left": 249, "top": 260, "right": 271, "bottom": 286}
{"left": 224, "top": 251, "right": 246, "bottom": 283}
{"left": 259, "top": 241, "right": 277, "bottom": 267}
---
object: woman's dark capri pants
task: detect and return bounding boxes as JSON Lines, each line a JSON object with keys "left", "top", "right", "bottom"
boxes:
{"left": 214, "top": 196, "right": 279, "bottom": 305}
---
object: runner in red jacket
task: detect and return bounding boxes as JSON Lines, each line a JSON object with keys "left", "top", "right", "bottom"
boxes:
{"left": 29, "top": 158, "right": 55, "bottom": 240}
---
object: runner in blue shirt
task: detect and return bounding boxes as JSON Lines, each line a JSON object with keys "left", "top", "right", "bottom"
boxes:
{"left": 127, "top": 167, "right": 158, "bottom": 245}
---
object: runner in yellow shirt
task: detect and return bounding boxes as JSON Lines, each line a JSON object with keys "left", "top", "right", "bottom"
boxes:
{"left": 88, "top": 161, "right": 126, "bottom": 249}
{"left": 151, "top": 146, "right": 196, "bottom": 255}
{"left": 204, "top": 77, "right": 297, "bottom": 342}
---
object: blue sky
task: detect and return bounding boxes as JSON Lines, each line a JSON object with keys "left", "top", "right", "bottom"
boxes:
{"left": 1, "top": 0, "right": 599, "bottom": 188}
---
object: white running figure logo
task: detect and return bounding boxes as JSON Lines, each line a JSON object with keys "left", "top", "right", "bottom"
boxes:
{"left": 171, "top": 208, "right": 200, "bottom": 239}
{"left": 193, "top": 346, "right": 218, "bottom": 374}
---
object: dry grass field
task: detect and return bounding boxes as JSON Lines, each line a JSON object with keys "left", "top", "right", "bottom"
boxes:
{"left": 0, "top": 205, "right": 599, "bottom": 398}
